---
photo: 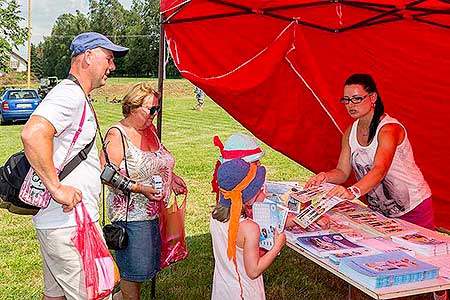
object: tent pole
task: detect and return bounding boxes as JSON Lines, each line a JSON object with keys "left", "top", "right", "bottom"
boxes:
{"left": 157, "top": 13, "right": 166, "bottom": 141}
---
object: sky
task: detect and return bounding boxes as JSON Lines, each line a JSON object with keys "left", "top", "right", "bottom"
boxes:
{"left": 16, "top": 0, "right": 132, "bottom": 59}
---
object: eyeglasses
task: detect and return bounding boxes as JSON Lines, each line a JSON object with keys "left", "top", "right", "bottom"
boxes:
{"left": 339, "top": 93, "right": 371, "bottom": 104}
{"left": 148, "top": 106, "right": 161, "bottom": 115}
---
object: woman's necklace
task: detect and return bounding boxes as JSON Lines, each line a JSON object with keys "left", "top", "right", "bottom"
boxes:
{"left": 359, "top": 124, "right": 370, "bottom": 137}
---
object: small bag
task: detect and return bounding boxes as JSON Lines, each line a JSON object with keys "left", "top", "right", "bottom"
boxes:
{"left": 159, "top": 193, "right": 188, "bottom": 269}
{"left": 72, "top": 202, "right": 119, "bottom": 300}
{"left": 19, "top": 103, "right": 87, "bottom": 208}
{"left": 103, "top": 223, "right": 128, "bottom": 250}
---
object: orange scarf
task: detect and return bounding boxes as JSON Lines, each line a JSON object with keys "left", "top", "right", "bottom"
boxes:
{"left": 219, "top": 163, "right": 257, "bottom": 260}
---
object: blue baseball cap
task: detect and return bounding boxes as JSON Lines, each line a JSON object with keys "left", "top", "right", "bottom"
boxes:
{"left": 70, "top": 32, "right": 129, "bottom": 58}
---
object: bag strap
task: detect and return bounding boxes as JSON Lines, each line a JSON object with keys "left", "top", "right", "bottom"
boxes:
{"left": 102, "top": 126, "right": 131, "bottom": 227}
{"left": 58, "top": 134, "right": 95, "bottom": 181}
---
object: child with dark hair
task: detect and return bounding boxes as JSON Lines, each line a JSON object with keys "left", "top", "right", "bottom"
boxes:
{"left": 210, "top": 159, "right": 285, "bottom": 300}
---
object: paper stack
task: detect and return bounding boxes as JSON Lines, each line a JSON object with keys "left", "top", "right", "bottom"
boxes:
{"left": 358, "top": 237, "right": 416, "bottom": 257}
{"left": 391, "top": 232, "right": 450, "bottom": 256}
{"left": 338, "top": 251, "right": 439, "bottom": 289}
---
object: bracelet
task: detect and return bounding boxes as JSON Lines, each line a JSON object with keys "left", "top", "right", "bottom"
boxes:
{"left": 347, "top": 185, "right": 361, "bottom": 199}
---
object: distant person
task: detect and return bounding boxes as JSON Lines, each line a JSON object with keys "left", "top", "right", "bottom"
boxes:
{"left": 192, "top": 86, "right": 204, "bottom": 111}
{"left": 305, "top": 73, "right": 434, "bottom": 229}
{"left": 21, "top": 32, "right": 128, "bottom": 300}
{"left": 100, "top": 82, "right": 187, "bottom": 300}
{"left": 210, "top": 159, "right": 286, "bottom": 300}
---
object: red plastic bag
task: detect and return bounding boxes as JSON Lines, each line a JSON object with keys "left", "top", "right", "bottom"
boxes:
{"left": 159, "top": 193, "right": 188, "bottom": 269}
{"left": 72, "top": 202, "right": 119, "bottom": 300}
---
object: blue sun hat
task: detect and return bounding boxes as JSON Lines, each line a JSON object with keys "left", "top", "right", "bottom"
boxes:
{"left": 217, "top": 159, "right": 266, "bottom": 208}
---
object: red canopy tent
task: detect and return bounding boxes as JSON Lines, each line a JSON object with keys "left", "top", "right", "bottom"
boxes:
{"left": 158, "top": 0, "right": 450, "bottom": 229}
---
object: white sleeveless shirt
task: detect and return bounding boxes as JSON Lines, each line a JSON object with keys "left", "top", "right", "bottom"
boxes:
{"left": 210, "top": 216, "right": 266, "bottom": 300}
{"left": 348, "top": 115, "right": 431, "bottom": 217}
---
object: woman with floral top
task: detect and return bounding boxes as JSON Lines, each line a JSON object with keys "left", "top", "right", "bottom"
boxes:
{"left": 100, "top": 82, "right": 187, "bottom": 300}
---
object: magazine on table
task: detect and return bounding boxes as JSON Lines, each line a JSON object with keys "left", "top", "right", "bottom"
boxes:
{"left": 253, "top": 202, "right": 289, "bottom": 250}
{"left": 357, "top": 237, "right": 416, "bottom": 257}
{"left": 293, "top": 183, "right": 345, "bottom": 228}
{"left": 328, "top": 216, "right": 372, "bottom": 241}
{"left": 295, "top": 232, "right": 366, "bottom": 258}
{"left": 329, "top": 248, "right": 380, "bottom": 265}
{"left": 391, "top": 232, "right": 450, "bottom": 256}
{"left": 338, "top": 251, "right": 440, "bottom": 289}
{"left": 284, "top": 222, "right": 331, "bottom": 243}
{"left": 330, "top": 200, "right": 371, "bottom": 215}
{"left": 345, "top": 211, "right": 409, "bottom": 236}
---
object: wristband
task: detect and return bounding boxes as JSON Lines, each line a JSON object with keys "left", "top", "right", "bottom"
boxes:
{"left": 347, "top": 185, "right": 361, "bottom": 199}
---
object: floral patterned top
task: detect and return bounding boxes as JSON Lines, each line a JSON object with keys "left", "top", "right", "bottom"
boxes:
{"left": 106, "top": 125, "right": 175, "bottom": 222}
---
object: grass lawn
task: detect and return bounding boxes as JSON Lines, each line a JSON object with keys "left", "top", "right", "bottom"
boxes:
{"left": 0, "top": 79, "right": 434, "bottom": 300}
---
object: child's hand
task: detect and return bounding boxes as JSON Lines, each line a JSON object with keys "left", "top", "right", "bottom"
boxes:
{"left": 273, "top": 229, "right": 286, "bottom": 251}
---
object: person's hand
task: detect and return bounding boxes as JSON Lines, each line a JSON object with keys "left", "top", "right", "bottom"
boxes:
{"left": 285, "top": 212, "right": 297, "bottom": 228}
{"left": 304, "top": 172, "right": 328, "bottom": 188}
{"left": 326, "top": 184, "right": 354, "bottom": 200}
{"left": 273, "top": 229, "right": 286, "bottom": 252}
{"left": 139, "top": 184, "right": 165, "bottom": 202}
{"left": 172, "top": 174, "right": 188, "bottom": 195}
{"left": 50, "top": 184, "right": 82, "bottom": 213}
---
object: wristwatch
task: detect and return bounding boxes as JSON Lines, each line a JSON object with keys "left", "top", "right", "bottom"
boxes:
{"left": 347, "top": 185, "right": 361, "bottom": 199}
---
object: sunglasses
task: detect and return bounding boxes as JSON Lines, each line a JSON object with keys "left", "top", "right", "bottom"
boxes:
{"left": 148, "top": 106, "right": 161, "bottom": 115}
{"left": 339, "top": 93, "right": 371, "bottom": 104}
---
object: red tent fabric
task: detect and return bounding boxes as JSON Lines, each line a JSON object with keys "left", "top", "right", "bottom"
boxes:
{"left": 161, "top": 0, "right": 450, "bottom": 229}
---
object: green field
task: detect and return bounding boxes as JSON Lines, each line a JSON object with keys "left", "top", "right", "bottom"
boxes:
{"left": 0, "top": 79, "right": 434, "bottom": 300}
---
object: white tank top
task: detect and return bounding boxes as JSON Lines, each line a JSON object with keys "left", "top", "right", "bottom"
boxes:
{"left": 210, "top": 216, "right": 266, "bottom": 300}
{"left": 348, "top": 115, "right": 431, "bottom": 217}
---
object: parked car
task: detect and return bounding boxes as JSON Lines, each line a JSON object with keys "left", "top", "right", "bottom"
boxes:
{"left": 0, "top": 89, "right": 41, "bottom": 124}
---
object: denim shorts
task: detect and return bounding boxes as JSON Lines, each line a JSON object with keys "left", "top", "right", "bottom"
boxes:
{"left": 113, "top": 219, "right": 161, "bottom": 282}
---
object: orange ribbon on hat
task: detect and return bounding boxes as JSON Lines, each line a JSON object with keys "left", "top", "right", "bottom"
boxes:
{"left": 219, "top": 163, "right": 257, "bottom": 260}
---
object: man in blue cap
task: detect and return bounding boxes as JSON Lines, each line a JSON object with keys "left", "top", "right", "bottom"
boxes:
{"left": 21, "top": 32, "right": 128, "bottom": 300}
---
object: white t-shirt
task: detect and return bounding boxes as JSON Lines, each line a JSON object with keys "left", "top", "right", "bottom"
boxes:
{"left": 348, "top": 115, "right": 431, "bottom": 218}
{"left": 31, "top": 79, "right": 101, "bottom": 229}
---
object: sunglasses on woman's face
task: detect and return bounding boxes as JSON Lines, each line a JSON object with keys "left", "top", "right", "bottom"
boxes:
{"left": 147, "top": 106, "right": 161, "bottom": 115}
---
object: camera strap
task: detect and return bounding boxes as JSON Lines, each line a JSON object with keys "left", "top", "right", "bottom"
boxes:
{"left": 102, "top": 126, "right": 131, "bottom": 226}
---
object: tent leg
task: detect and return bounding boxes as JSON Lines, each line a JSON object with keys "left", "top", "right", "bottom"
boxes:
{"left": 151, "top": 275, "right": 156, "bottom": 299}
{"left": 157, "top": 14, "right": 166, "bottom": 141}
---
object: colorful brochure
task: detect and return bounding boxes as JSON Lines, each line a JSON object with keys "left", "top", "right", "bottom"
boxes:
{"left": 253, "top": 202, "right": 289, "bottom": 250}
{"left": 295, "top": 233, "right": 366, "bottom": 258}
{"left": 293, "top": 183, "right": 345, "bottom": 228}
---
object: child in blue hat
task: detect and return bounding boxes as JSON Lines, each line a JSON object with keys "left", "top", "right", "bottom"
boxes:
{"left": 210, "top": 159, "right": 285, "bottom": 300}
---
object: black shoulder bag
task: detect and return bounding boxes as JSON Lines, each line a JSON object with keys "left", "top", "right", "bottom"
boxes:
{"left": 0, "top": 130, "right": 95, "bottom": 215}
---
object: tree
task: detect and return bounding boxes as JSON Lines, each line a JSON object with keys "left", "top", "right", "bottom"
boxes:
{"left": 39, "top": 11, "right": 89, "bottom": 78}
{"left": 0, "top": 0, "right": 27, "bottom": 71}
{"left": 30, "top": 43, "right": 43, "bottom": 78}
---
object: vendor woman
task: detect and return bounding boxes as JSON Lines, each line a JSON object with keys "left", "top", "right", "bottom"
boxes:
{"left": 305, "top": 73, "right": 434, "bottom": 230}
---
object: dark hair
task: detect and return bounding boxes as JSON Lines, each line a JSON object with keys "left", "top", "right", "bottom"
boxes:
{"left": 344, "top": 74, "right": 384, "bottom": 143}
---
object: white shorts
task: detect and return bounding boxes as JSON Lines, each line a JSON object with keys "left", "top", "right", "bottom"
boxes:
{"left": 36, "top": 223, "right": 102, "bottom": 300}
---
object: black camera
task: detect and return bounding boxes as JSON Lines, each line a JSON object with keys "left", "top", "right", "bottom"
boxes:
{"left": 100, "top": 163, "right": 135, "bottom": 194}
